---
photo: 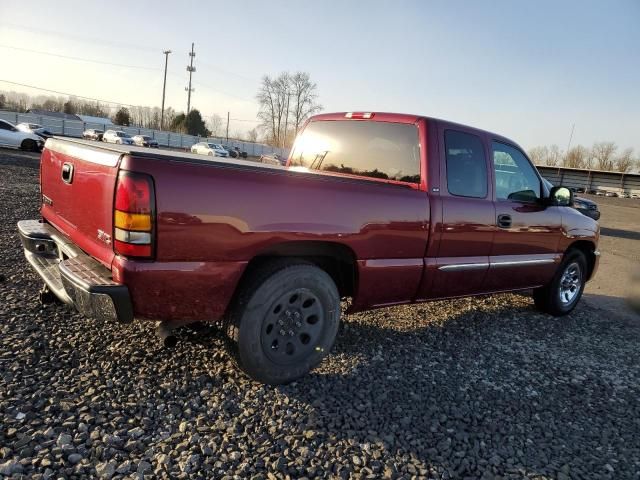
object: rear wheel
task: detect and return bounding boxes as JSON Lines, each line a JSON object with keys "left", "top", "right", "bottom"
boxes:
{"left": 20, "top": 139, "right": 38, "bottom": 152}
{"left": 225, "top": 260, "right": 340, "bottom": 384}
{"left": 533, "top": 250, "right": 587, "bottom": 316}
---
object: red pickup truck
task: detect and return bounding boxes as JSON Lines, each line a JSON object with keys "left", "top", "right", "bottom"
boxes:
{"left": 18, "top": 112, "right": 599, "bottom": 384}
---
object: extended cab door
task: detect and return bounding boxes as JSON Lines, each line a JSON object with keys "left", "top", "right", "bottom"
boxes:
{"left": 425, "top": 124, "right": 495, "bottom": 298}
{"left": 485, "top": 140, "right": 562, "bottom": 290}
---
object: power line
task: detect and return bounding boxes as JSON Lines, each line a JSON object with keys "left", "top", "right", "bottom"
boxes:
{"left": 0, "top": 44, "right": 161, "bottom": 71}
{"left": 0, "top": 78, "right": 260, "bottom": 123}
{"left": 1, "top": 22, "right": 159, "bottom": 53}
{"left": 0, "top": 79, "right": 139, "bottom": 107}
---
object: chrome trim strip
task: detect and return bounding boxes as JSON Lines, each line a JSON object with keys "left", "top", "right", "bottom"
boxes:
{"left": 490, "top": 258, "right": 555, "bottom": 268}
{"left": 438, "top": 263, "right": 489, "bottom": 272}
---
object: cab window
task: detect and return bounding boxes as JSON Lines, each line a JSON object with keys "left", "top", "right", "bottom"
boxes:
{"left": 492, "top": 141, "right": 541, "bottom": 201}
{"left": 289, "top": 120, "right": 421, "bottom": 184}
{"left": 444, "top": 130, "right": 488, "bottom": 198}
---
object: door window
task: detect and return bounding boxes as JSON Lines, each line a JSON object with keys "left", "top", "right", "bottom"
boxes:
{"left": 492, "top": 141, "right": 541, "bottom": 201}
{"left": 444, "top": 130, "right": 488, "bottom": 198}
{"left": 0, "top": 120, "right": 16, "bottom": 131}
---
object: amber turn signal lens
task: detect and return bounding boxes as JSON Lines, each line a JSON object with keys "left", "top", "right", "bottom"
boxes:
{"left": 114, "top": 210, "right": 152, "bottom": 231}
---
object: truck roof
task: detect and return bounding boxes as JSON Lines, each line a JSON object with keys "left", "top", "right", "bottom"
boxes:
{"left": 309, "top": 112, "right": 519, "bottom": 150}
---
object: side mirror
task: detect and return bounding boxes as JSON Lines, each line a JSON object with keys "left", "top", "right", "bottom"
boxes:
{"left": 548, "top": 186, "right": 573, "bottom": 206}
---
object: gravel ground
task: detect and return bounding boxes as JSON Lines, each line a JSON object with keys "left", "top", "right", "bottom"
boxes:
{"left": 1, "top": 149, "right": 639, "bottom": 479}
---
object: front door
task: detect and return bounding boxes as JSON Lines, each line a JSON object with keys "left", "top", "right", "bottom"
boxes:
{"left": 485, "top": 140, "right": 562, "bottom": 291}
{"left": 427, "top": 127, "right": 495, "bottom": 298}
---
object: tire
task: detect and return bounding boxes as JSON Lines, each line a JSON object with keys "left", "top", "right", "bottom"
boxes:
{"left": 225, "top": 260, "right": 340, "bottom": 384}
{"left": 208, "top": 152, "right": 213, "bottom": 156}
{"left": 20, "top": 139, "right": 38, "bottom": 152}
{"left": 533, "top": 250, "right": 587, "bottom": 316}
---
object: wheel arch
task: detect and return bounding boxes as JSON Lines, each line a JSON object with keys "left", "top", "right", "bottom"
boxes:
{"left": 566, "top": 240, "right": 597, "bottom": 280}
{"left": 239, "top": 240, "right": 358, "bottom": 300}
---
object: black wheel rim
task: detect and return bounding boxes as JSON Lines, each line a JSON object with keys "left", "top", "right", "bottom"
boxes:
{"left": 261, "top": 288, "right": 324, "bottom": 365}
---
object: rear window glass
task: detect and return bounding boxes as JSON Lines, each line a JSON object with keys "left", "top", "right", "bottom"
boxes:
{"left": 445, "top": 130, "right": 488, "bottom": 198}
{"left": 289, "top": 120, "right": 421, "bottom": 184}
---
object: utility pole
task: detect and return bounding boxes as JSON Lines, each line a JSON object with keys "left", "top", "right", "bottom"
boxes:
{"left": 226, "top": 111, "right": 230, "bottom": 142}
{"left": 185, "top": 43, "right": 196, "bottom": 115}
{"left": 160, "top": 50, "right": 171, "bottom": 130}
{"left": 566, "top": 123, "right": 575, "bottom": 154}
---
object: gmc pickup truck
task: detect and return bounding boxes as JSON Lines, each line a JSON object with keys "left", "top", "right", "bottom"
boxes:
{"left": 18, "top": 112, "right": 599, "bottom": 384}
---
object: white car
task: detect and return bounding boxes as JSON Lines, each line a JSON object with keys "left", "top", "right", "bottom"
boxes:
{"left": 191, "top": 142, "right": 229, "bottom": 157}
{"left": 103, "top": 130, "right": 134, "bottom": 145}
{"left": 16, "top": 122, "right": 53, "bottom": 140}
{"left": 0, "top": 119, "right": 45, "bottom": 151}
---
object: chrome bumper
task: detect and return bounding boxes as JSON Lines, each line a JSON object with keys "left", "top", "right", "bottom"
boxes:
{"left": 17, "top": 220, "right": 133, "bottom": 323}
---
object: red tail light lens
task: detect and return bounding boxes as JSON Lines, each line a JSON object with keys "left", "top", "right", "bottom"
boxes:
{"left": 115, "top": 174, "right": 152, "bottom": 213}
{"left": 114, "top": 171, "right": 155, "bottom": 258}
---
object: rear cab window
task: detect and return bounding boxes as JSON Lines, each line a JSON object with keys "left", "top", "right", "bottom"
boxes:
{"left": 444, "top": 130, "right": 488, "bottom": 198}
{"left": 289, "top": 120, "right": 421, "bottom": 184}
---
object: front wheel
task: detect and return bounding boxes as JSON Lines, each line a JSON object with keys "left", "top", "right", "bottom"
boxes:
{"left": 20, "top": 139, "right": 38, "bottom": 152}
{"left": 225, "top": 261, "right": 340, "bottom": 384}
{"left": 533, "top": 250, "right": 587, "bottom": 316}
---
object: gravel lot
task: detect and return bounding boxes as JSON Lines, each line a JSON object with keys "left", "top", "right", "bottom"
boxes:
{"left": 1, "top": 149, "right": 639, "bottom": 480}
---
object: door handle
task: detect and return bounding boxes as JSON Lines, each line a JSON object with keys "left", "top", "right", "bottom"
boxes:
{"left": 497, "top": 214, "right": 512, "bottom": 228}
{"left": 61, "top": 163, "right": 74, "bottom": 184}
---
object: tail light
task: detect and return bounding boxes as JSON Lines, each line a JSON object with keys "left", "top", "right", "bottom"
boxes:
{"left": 113, "top": 171, "right": 155, "bottom": 258}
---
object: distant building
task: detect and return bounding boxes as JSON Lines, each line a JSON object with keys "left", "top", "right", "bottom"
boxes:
{"left": 26, "top": 109, "right": 82, "bottom": 121}
{"left": 77, "top": 114, "right": 113, "bottom": 126}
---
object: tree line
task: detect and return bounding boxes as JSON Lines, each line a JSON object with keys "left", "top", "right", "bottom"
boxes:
{"left": 0, "top": 91, "right": 256, "bottom": 142}
{"left": 529, "top": 142, "right": 639, "bottom": 173}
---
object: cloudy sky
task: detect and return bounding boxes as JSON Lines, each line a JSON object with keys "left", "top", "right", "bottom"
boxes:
{"left": 0, "top": 0, "right": 638, "bottom": 149}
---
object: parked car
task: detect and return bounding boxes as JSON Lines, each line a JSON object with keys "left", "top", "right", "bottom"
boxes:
{"left": 259, "top": 153, "right": 286, "bottom": 166}
{"left": 234, "top": 146, "right": 248, "bottom": 159}
{"left": 222, "top": 145, "right": 239, "bottom": 158}
{"left": 103, "top": 130, "right": 134, "bottom": 145}
{"left": 605, "top": 191, "right": 618, "bottom": 197}
{"left": 573, "top": 196, "right": 601, "bottom": 220}
{"left": 0, "top": 119, "right": 45, "bottom": 151}
{"left": 16, "top": 123, "right": 53, "bottom": 140}
{"left": 132, "top": 135, "right": 159, "bottom": 148}
{"left": 631, "top": 193, "right": 640, "bottom": 199}
{"left": 18, "top": 111, "right": 600, "bottom": 385}
{"left": 543, "top": 179, "right": 600, "bottom": 221}
{"left": 191, "top": 142, "right": 228, "bottom": 157}
{"left": 82, "top": 129, "right": 104, "bottom": 141}
{"left": 595, "top": 190, "right": 605, "bottom": 196}
{"left": 542, "top": 178, "right": 600, "bottom": 220}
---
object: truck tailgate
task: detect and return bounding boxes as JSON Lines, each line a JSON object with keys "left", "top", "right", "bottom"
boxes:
{"left": 40, "top": 139, "right": 122, "bottom": 267}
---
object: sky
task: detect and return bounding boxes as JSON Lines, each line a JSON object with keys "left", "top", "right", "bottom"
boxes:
{"left": 0, "top": 0, "right": 638, "bottom": 150}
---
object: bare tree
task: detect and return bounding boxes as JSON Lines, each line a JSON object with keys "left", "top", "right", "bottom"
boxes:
{"left": 547, "top": 145, "right": 563, "bottom": 167}
{"left": 591, "top": 142, "right": 617, "bottom": 171}
{"left": 208, "top": 114, "right": 224, "bottom": 137}
{"left": 290, "top": 72, "right": 322, "bottom": 133}
{"left": 528, "top": 146, "right": 547, "bottom": 165}
{"left": 615, "top": 148, "right": 634, "bottom": 173}
{"left": 246, "top": 128, "right": 259, "bottom": 143}
{"left": 564, "top": 145, "right": 589, "bottom": 169}
{"left": 256, "top": 71, "right": 321, "bottom": 147}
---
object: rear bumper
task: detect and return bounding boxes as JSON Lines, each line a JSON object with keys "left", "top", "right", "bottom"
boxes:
{"left": 17, "top": 220, "right": 133, "bottom": 323}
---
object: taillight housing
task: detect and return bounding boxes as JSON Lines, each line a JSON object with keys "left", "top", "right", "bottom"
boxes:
{"left": 113, "top": 171, "right": 155, "bottom": 258}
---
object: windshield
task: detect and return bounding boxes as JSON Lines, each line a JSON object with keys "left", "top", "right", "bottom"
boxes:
{"left": 116, "top": 132, "right": 130, "bottom": 137}
{"left": 209, "top": 143, "right": 224, "bottom": 149}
